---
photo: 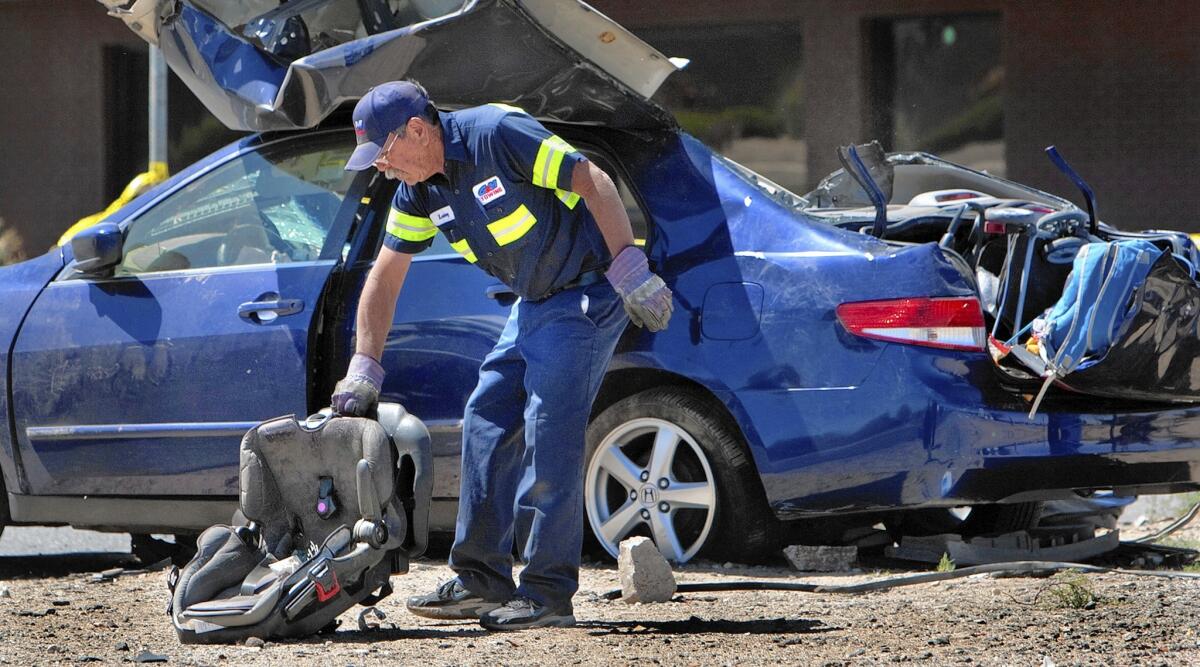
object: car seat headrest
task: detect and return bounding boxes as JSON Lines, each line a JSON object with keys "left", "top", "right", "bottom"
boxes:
{"left": 239, "top": 416, "right": 394, "bottom": 556}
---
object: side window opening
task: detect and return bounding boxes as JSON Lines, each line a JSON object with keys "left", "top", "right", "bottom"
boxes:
{"left": 115, "top": 133, "right": 356, "bottom": 276}
{"left": 578, "top": 149, "right": 650, "bottom": 251}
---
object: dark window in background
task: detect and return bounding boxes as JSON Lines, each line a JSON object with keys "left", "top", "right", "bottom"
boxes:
{"left": 167, "top": 71, "right": 246, "bottom": 174}
{"left": 631, "top": 24, "right": 807, "bottom": 193}
{"left": 103, "top": 46, "right": 245, "bottom": 203}
{"left": 103, "top": 46, "right": 148, "bottom": 203}
{"left": 869, "top": 14, "right": 1004, "bottom": 176}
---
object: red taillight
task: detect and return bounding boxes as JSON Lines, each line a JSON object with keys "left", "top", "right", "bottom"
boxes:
{"left": 836, "top": 297, "right": 986, "bottom": 351}
{"left": 983, "top": 220, "right": 1007, "bottom": 235}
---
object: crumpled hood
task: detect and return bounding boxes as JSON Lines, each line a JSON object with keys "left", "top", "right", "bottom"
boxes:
{"left": 100, "top": 0, "right": 681, "bottom": 132}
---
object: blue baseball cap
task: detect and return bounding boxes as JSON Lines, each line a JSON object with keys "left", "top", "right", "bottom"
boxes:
{"left": 345, "top": 81, "right": 431, "bottom": 171}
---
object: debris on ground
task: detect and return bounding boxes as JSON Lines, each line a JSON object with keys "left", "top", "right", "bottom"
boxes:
{"left": 90, "top": 568, "right": 125, "bottom": 583}
{"left": 358, "top": 606, "right": 386, "bottom": 632}
{"left": 618, "top": 536, "right": 677, "bottom": 603}
{"left": 15, "top": 608, "right": 56, "bottom": 617}
{"left": 887, "top": 527, "right": 1118, "bottom": 565}
{"left": 132, "top": 649, "right": 168, "bottom": 663}
{"left": 782, "top": 545, "right": 859, "bottom": 572}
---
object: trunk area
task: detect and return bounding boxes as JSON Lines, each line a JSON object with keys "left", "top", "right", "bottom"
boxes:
{"left": 805, "top": 152, "right": 1200, "bottom": 411}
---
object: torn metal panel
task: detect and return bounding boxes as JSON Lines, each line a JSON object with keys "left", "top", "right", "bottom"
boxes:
{"left": 101, "top": 0, "right": 680, "bottom": 132}
{"left": 887, "top": 527, "right": 1119, "bottom": 566}
{"left": 804, "top": 151, "right": 1073, "bottom": 211}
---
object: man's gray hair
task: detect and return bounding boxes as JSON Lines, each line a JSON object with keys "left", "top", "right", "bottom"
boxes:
{"left": 394, "top": 80, "right": 439, "bottom": 137}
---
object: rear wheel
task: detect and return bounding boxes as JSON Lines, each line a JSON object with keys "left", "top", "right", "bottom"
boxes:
{"left": 584, "top": 388, "right": 777, "bottom": 564}
{"left": 960, "top": 502, "right": 1043, "bottom": 536}
{"left": 0, "top": 475, "right": 7, "bottom": 541}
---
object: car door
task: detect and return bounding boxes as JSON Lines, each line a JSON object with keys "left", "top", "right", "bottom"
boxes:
{"left": 381, "top": 235, "right": 514, "bottom": 500}
{"left": 10, "top": 131, "right": 361, "bottom": 497}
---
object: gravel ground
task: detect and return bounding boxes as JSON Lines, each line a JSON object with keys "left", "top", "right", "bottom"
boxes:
{"left": 0, "top": 526, "right": 1198, "bottom": 666}
{"left": 0, "top": 502, "right": 1197, "bottom": 666}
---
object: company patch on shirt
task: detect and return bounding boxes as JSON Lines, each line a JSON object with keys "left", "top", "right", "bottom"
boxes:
{"left": 431, "top": 205, "right": 456, "bottom": 226}
{"left": 474, "top": 176, "right": 507, "bottom": 205}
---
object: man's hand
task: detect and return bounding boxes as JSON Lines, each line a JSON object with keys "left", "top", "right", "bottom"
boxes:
{"left": 606, "top": 246, "right": 673, "bottom": 332}
{"left": 332, "top": 353, "right": 384, "bottom": 416}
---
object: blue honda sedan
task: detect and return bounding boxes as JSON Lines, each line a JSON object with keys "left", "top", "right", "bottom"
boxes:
{"left": 3, "top": 0, "right": 1199, "bottom": 564}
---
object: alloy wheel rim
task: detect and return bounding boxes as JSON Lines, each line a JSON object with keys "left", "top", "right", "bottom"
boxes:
{"left": 585, "top": 417, "right": 717, "bottom": 563}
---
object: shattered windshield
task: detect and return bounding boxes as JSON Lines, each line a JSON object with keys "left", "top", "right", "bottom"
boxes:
{"left": 716, "top": 154, "right": 808, "bottom": 210}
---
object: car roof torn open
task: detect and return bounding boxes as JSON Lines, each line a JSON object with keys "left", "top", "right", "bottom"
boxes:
{"left": 98, "top": 0, "right": 685, "bottom": 132}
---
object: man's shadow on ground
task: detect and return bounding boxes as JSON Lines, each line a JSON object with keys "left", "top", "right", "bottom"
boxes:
{"left": 290, "top": 616, "right": 832, "bottom": 645}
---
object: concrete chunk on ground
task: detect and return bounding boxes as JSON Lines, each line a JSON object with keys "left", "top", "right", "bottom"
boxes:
{"left": 618, "top": 537, "right": 677, "bottom": 603}
{"left": 783, "top": 545, "right": 859, "bottom": 572}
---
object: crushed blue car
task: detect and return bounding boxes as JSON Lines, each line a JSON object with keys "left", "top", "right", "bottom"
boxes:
{"left": 3, "top": 0, "right": 1199, "bottom": 564}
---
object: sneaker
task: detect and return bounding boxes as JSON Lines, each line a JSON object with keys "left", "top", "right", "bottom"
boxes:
{"left": 406, "top": 579, "right": 503, "bottom": 620}
{"left": 479, "top": 596, "right": 575, "bottom": 631}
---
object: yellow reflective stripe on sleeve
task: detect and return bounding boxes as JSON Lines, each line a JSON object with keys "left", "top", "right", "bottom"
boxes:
{"left": 385, "top": 208, "right": 437, "bottom": 243}
{"left": 488, "top": 103, "right": 527, "bottom": 114}
{"left": 531, "top": 135, "right": 577, "bottom": 190}
{"left": 555, "top": 189, "right": 580, "bottom": 209}
{"left": 487, "top": 204, "right": 537, "bottom": 246}
{"left": 450, "top": 239, "right": 477, "bottom": 263}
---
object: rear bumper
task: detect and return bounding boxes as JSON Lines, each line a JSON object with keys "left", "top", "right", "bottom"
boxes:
{"left": 951, "top": 455, "right": 1200, "bottom": 504}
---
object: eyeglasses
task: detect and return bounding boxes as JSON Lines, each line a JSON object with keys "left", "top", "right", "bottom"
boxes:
{"left": 373, "top": 132, "right": 399, "bottom": 166}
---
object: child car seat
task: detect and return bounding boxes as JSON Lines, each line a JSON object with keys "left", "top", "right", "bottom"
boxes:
{"left": 167, "top": 403, "right": 431, "bottom": 644}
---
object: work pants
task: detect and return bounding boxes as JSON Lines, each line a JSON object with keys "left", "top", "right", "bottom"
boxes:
{"left": 449, "top": 280, "right": 627, "bottom": 608}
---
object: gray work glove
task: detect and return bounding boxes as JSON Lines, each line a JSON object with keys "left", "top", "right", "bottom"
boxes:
{"left": 331, "top": 353, "right": 384, "bottom": 416}
{"left": 605, "top": 246, "right": 674, "bottom": 332}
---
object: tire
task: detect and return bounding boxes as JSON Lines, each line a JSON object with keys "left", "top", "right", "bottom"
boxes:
{"left": 0, "top": 475, "right": 7, "bottom": 542}
{"left": 584, "top": 387, "right": 777, "bottom": 564}
{"left": 960, "top": 502, "right": 1043, "bottom": 537}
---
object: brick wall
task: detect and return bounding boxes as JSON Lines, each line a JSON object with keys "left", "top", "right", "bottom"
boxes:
{"left": 1002, "top": 1, "right": 1200, "bottom": 231}
{"left": 0, "top": 0, "right": 145, "bottom": 255}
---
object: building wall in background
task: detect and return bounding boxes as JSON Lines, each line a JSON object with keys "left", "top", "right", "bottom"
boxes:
{"left": 0, "top": 0, "right": 145, "bottom": 255}
{"left": 0, "top": 0, "right": 1197, "bottom": 257}
{"left": 599, "top": 0, "right": 1200, "bottom": 232}
{"left": 0, "top": 0, "right": 241, "bottom": 257}
{"left": 1002, "top": 1, "right": 1200, "bottom": 231}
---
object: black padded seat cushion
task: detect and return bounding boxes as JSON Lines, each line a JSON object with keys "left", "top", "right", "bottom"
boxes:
{"left": 173, "top": 525, "right": 263, "bottom": 612}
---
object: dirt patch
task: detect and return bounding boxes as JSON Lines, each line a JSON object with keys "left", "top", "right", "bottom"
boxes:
{"left": 0, "top": 543, "right": 1197, "bottom": 666}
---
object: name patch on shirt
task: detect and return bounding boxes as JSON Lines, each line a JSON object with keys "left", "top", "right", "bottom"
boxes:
{"left": 431, "top": 205, "right": 456, "bottom": 226}
{"left": 474, "top": 176, "right": 507, "bottom": 205}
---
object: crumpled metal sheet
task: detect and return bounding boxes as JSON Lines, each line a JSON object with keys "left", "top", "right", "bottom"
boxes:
{"left": 151, "top": 0, "right": 677, "bottom": 132}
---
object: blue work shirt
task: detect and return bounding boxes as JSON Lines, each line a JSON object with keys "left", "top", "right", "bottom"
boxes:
{"left": 384, "top": 105, "right": 611, "bottom": 300}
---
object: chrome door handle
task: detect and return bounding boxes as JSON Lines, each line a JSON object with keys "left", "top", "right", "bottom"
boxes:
{"left": 238, "top": 297, "right": 304, "bottom": 323}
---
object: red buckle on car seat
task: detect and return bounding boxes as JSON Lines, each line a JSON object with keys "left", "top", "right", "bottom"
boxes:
{"left": 308, "top": 560, "right": 341, "bottom": 602}
{"left": 315, "top": 571, "right": 340, "bottom": 602}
